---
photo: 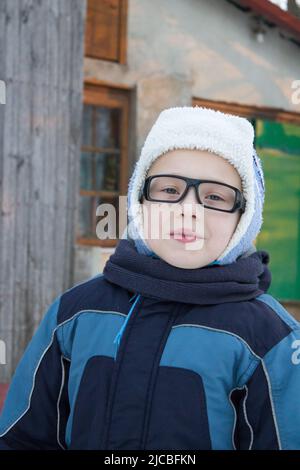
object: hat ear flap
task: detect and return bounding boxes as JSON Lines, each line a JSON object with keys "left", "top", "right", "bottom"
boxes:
{"left": 253, "top": 149, "right": 265, "bottom": 195}
{"left": 138, "top": 187, "right": 143, "bottom": 203}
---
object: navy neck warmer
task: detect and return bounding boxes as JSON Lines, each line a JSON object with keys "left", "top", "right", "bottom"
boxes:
{"left": 103, "top": 239, "right": 272, "bottom": 305}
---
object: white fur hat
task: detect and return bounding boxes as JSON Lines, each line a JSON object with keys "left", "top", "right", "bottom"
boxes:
{"left": 127, "top": 106, "right": 265, "bottom": 265}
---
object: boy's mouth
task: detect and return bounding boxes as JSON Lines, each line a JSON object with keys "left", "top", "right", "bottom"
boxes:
{"left": 169, "top": 230, "right": 203, "bottom": 244}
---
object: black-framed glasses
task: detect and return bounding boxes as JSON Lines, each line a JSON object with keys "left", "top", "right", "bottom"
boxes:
{"left": 141, "top": 174, "right": 246, "bottom": 214}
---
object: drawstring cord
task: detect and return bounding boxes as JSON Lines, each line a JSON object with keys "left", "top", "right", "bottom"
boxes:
{"left": 113, "top": 293, "right": 140, "bottom": 355}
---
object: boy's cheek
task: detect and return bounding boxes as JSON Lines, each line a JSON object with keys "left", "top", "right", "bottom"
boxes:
{"left": 142, "top": 204, "right": 174, "bottom": 241}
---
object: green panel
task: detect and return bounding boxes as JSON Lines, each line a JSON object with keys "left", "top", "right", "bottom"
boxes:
{"left": 255, "top": 120, "right": 300, "bottom": 155}
{"left": 255, "top": 120, "right": 300, "bottom": 301}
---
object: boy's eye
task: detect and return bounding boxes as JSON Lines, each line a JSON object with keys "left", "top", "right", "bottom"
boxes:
{"left": 161, "top": 187, "right": 179, "bottom": 194}
{"left": 205, "top": 194, "right": 224, "bottom": 201}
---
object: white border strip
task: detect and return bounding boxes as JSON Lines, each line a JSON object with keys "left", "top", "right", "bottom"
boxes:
{"left": 57, "top": 356, "right": 66, "bottom": 450}
{"left": 261, "top": 360, "right": 282, "bottom": 450}
{"left": 243, "top": 386, "right": 254, "bottom": 450}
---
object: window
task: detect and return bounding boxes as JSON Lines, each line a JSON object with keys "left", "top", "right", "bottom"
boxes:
{"left": 85, "top": 0, "right": 128, "bottom": 63}
{"left": 193, "top": 98, "right": 300, "bottom": 302}
{"left": 78, "top": 81, "right": 130, "bottom": 247}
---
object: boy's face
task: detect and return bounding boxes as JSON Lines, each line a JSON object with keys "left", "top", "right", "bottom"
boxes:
{"left": 141, "top": 149, "right": 242, "bottom": 269}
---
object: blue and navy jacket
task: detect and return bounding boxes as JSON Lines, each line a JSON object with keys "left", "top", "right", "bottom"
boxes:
{"left": 0, "top": 239, "right": 300, "bottom": 450}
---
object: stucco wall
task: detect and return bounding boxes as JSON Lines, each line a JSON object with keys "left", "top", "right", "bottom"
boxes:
{"left": 84, "top": 0, "right": 300, "bottom": 154}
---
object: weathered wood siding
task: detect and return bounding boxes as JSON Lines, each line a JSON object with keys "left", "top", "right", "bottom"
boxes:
{"left": 0, "top": 0, "right": 86, "bottom": 381}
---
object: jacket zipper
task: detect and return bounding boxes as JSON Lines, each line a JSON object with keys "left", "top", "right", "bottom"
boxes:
{"left": 113, "top": 293, "right": 140, "bottom": 359}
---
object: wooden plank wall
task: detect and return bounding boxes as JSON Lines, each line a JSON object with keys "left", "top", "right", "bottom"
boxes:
{"left": 0, "top": 0, "right": 87, "bottom": 382}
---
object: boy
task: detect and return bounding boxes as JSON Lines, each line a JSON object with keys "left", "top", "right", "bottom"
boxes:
{"left": 0, "top": 107, "right": 300, "bottom": 450}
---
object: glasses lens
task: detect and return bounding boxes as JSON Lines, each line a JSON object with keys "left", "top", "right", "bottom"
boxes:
{"left": 149, "top": 176, "right": 186, "bottom": 201}
{"left": 199, "top": 182, "right": 236, "bottom": 211}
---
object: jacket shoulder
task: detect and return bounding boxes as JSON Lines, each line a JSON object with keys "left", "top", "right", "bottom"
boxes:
{"left": 255, "top": 293, "right": 300, "bottom": 331}
{"left": 188, "top": 296, "right": 296, "bottom": 359}
{"left": 237, "top": 294, "right": 300, "bottom": 358}
{"left": 57, "top": 274, "right": 117, "bottom": 324}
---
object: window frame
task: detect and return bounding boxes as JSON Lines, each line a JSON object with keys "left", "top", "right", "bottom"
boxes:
{"left": 192, "top": 97, "right": 300, "bottom": 124}
{"left": 77, "top": 79, "right": 130, "bottom": 248}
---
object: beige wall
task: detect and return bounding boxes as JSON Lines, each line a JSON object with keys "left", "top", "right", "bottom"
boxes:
{"left": 84, "top": 0, "right": 300, "bottom": 157}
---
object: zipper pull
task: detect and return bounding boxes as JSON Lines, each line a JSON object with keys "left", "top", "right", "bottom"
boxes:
{"left": 114, "top": 293, "right": 140, "bottom": 359}
{"left": 129, "top": 292, "right": 138, "bottom": 303}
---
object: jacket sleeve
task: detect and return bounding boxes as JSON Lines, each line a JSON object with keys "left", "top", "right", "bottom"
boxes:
{"left": 233, "top": 327, "right": 300, "bottom": 450}
{"left": 0, "top": 297, "right": 70, "bottom": 450}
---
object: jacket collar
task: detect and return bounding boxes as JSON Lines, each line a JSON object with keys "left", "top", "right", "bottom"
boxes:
{"left": 103, "top": 239, "right": 271, "bottom": 305}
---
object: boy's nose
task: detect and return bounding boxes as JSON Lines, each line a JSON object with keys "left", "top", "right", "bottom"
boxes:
{"left": 180, "top": 186, "right": 201, "bottom": 217}
{"left": 182, "top": 185, "right": 198, "bottom": 203}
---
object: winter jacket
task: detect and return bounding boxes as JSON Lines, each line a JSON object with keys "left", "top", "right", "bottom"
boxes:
{"left": 0, "top": 239, "right": 300, "bottom": 450}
